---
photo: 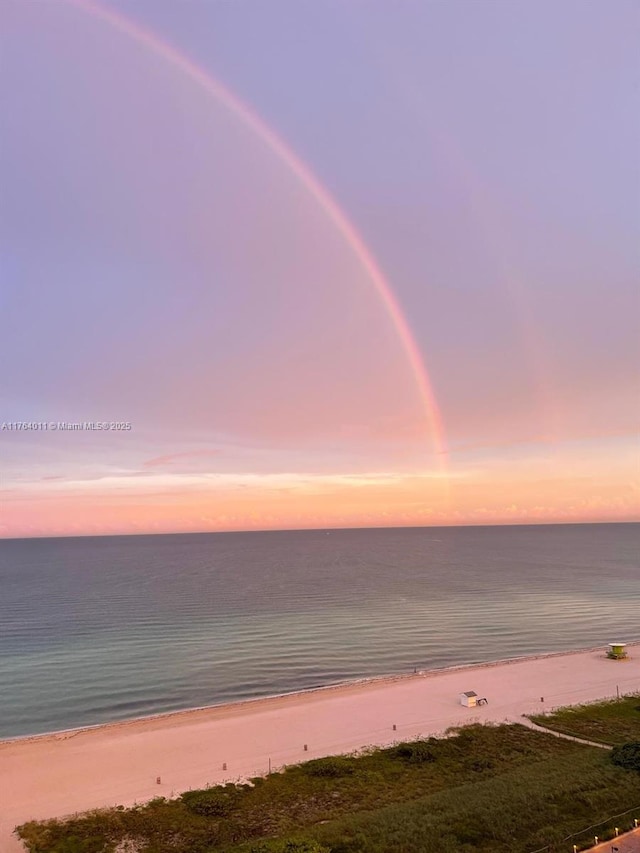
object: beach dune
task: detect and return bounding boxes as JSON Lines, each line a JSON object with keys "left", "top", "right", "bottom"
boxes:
{"left": 1, "top": 645, "right": 639, "bottom": 851}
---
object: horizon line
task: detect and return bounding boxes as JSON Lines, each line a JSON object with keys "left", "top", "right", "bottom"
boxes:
{"left": 1, "top": 517, "right": 637, "bottom": 543}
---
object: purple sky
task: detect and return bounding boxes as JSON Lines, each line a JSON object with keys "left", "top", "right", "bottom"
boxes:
{"left": 1, "top": 0, "right": 638, "bottom": 536}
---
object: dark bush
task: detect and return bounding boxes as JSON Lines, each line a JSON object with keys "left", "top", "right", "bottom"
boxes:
{"left": 611, "top": 742, "right": 640, "bottom": 772}
{"left": 303, "top": 756, "right": 356, "bottom": 777}
{"left": 392, "top": 741, "right": 436, "bottom": 763}
{"left": 249, "top": 840, "right": 330, "bottom": 852}
{"left": 181, "top": 784, "right": 244, "bottom": 816}
{"left": 469, "top": 756, "right": 495, "bottom": 772}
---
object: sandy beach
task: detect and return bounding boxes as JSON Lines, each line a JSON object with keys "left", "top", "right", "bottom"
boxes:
{"left": 2, "top": 644, "right": 639, "bottom": 851}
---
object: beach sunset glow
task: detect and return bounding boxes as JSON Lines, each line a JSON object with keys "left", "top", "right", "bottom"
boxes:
{"left": 2, "top": 0, "right": 638, "bottom": 538}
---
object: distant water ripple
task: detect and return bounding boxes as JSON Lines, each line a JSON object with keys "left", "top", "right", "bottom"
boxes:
{"left": 0, "top": 523, "right": 638, "bottom": 738}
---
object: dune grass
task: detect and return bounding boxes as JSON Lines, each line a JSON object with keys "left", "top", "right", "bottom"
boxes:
{"left": 251, "top": 750, "right": 640, "bottom": 853}
{"left": 531, "top": 693, "right": 640, "bottom": 746}
{"left": 17, "top": 723, "right": 640, "bottom": 853}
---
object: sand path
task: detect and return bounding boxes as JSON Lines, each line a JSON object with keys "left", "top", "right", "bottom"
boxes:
{"left": 590, "top": 827, "right": 640, "bottom": 852}
{"left": 1, "top": 645, "right": 638, "bottom": 851}
{"left": 519, "top": 716, "right": 613, "bottom": 749}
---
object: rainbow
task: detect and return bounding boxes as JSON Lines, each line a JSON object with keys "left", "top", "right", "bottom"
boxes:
{"left": 66, "top": 0, "right": 448, "bottom": 464}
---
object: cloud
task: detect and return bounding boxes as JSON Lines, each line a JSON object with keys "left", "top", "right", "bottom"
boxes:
{"left": 143, "top": 450, "right": 221, "bottom": 468}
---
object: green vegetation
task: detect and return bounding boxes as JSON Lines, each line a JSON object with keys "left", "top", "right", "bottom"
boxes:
{"left": 611, "top": 742, "right": 640, "bottom": 773}
{"left": 531, "top": 693, "right": 640, "bottom": 745}
{"left": 17, "top": 723, "right": 640, "bottom": 853}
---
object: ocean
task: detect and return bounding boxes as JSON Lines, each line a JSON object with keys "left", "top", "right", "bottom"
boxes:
{"left": 0, "top": 523, "right": 638, "bottom": 740}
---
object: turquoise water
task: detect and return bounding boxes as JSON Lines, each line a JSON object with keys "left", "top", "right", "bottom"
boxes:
{"left": 0, "top": 523, "right": 638, "bottom": 739}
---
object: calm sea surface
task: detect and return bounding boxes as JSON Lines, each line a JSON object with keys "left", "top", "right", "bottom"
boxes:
{"left": 0, "top": 523, "right": 638, "bottom": 739}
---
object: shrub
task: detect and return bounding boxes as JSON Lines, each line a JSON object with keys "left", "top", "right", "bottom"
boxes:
{"left": 610, "top": 742, "right": 640, "bottom": 772}
{"left": 392, "top": 741, "right": 436, "bottom": 763}
{"left": 49, "top": 838, "right": 107, "bottom": 853}
{"left": 468, "top": 756, "right": 495, "bottom": 772}
{"left": 181, "top": 784, "right": 244, "bottom": 816}
{"left": 303, "top": 756, "right": 356, "bottom": 777}
{"left": 249, "top": 840, "right": 331, "bottom": 852}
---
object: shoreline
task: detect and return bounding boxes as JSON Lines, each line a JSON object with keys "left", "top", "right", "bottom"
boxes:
{"left": 4, "top": 641, "right": 639, "bottom": 746}
{"left": 2, "top": 643, "right": 639, "bottom": 852}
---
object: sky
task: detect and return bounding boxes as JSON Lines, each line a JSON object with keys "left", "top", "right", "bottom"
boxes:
{"left": 1, "top": 0, "right": 638, "bottom": 537}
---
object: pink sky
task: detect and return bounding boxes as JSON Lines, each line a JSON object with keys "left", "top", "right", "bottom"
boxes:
{"left": 1, "top": 0, "right": 638, "bottom": 537}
